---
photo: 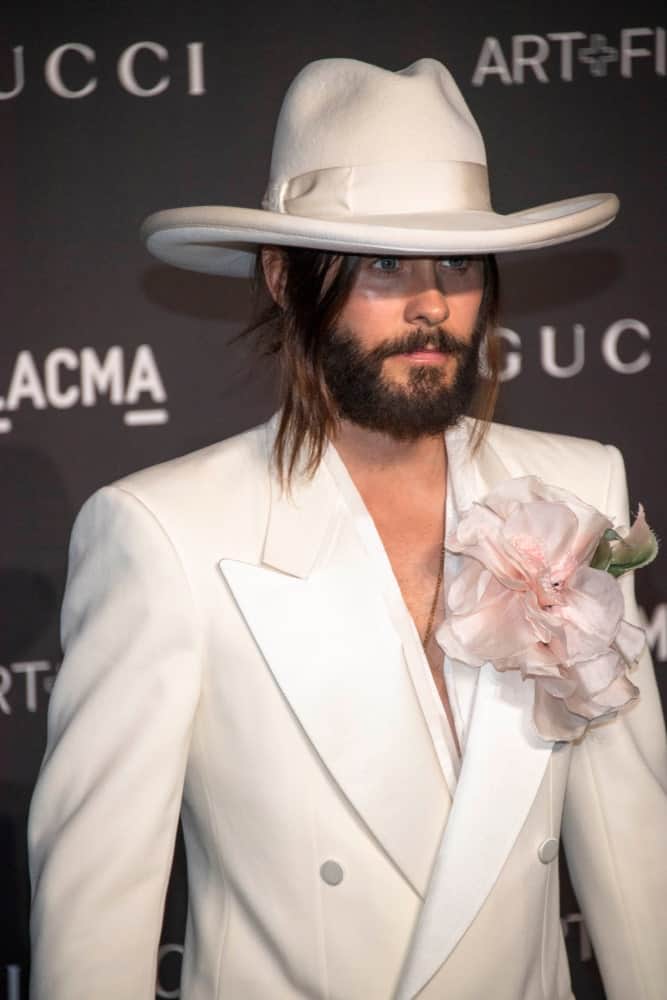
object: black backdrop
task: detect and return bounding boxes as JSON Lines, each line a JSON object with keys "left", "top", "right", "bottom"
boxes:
{"left": 2, "top": 2, "right": 665, "bottom": 997}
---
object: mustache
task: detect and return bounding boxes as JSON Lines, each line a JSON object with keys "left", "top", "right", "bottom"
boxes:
{"left": 368, "top": 328, "right": 471, "bottom": 363}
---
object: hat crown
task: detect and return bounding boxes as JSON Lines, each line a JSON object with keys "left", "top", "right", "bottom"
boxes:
{"left": 141, "top": 54, "right": 619, "bottom": 276}
{"left": 264, "top": 58, "right": 488, "bottom": 212}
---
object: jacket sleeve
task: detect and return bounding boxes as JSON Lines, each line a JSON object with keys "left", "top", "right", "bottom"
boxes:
{"left": 27, "top": 484, "right": 203, "bottom": 1000}
{"left": 561, "top": 444, "right": 667, "bottom": 1000}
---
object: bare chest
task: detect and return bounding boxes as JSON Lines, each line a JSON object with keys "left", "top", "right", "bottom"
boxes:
{"left": 371, "top": 520, "right": 462, "bottom": 760}
{"left": 382, "top": 533, "right": 444, "bottom": 641}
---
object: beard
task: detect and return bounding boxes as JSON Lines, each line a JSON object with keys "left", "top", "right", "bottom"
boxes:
{"left": 319, "top": 319, "right": 484, "bottom": 441}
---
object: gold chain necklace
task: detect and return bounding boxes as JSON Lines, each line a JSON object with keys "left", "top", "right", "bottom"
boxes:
{"left": 421, "top": 479, "right": 447, "bottom": 648}
{"left": 421, "top": 540, "right": 446, "bottom": 648}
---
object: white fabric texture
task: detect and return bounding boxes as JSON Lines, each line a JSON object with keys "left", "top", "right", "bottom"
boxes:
{"left": 27, "top": 414, "right": 667, "bottom": 1000}
{"left": 140, "top": 57, "right": 619, "bottom": 275}
{"left": 323, "top": 421, "right": 480, "bottom": 796}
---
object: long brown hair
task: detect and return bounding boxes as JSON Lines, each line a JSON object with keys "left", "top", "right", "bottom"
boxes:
{"left": 238, "top": 247, "right": 501, "bottom": 487}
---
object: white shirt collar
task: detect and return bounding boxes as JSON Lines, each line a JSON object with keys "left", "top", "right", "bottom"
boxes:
{"left": 322, "top": 418, "right": 479, "bottom": 797}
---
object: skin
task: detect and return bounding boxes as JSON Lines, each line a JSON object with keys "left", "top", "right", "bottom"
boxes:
{"left": 262, "top": 248, "right": 485, "bottom": 758}
{"left": 337, "top": 253, "right": 484, "bottom": 388}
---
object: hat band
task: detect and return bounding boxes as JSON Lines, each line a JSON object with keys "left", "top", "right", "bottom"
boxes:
{"left": 262, "top": 161, "right": 492, "bottom": 218}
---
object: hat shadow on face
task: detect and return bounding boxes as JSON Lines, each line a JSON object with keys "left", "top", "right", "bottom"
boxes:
{"left": 140, "top": 247, "right": 623, "bottom": 324}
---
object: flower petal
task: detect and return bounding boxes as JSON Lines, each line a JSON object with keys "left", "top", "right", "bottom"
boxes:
{"left": 566, "top": 650, "right": 625, "bottom": 700}
{"left": 608, "top": 503, "right": 659, "bottom": 576}
{"left": 439, "top": 475, "right": 650, "bottom": 745}
{"left": 447, "top": 559, "right": 496, "bottom": 615}
{"left": 565, "top": 672, "right": 639, "bottom": 719}
{"left": 484, "top": 477, "right": 612, "bottom": 562}
{"left": 614, "top": 619, "right": 646, "bottom": 666}
{"left": 447, "top": 505, "right": 527, "bottom": 588}
{"left": 560, "top": 567, "right": 625, "bottom": 650}
{"left": 501, "top": 502, "right": 581, "bottom": 576}
{"left": 532, "top": 683, "right": 589, "bottom": 742}
{"left": 438, "top": 589, "right": 536, "bottom": 666}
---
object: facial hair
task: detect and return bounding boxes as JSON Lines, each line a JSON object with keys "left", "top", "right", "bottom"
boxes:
{"left": 319, "top": 319, "right": 485, "bottom": 441}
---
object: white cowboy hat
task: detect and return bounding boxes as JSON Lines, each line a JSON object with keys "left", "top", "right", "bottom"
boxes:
{"left": 141, "top": 57, "right": 619, "bottom": 278}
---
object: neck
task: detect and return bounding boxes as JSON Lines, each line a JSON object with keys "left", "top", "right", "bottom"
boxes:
{"left": 331, "top": 418, "right": 447, "bottom": 500}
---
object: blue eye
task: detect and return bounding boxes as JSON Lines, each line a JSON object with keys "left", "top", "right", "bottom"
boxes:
{"left": 440, "top": 257, "right": 470, "bottom": 271}
{"left": 372, "top": 257, "right": 401, "bottom": 271}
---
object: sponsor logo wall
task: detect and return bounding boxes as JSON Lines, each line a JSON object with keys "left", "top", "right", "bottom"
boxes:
{"left": 471, "top": 27, "right": 665, "bottom": 84}
{"left": 1, "top": 41, "right": 206, "bottom": 100}
{"left": 1, "top": 2, "right": 664, "bottom": 997}
{"left": 0, "top": 346, "right": 169, "bottom": 433}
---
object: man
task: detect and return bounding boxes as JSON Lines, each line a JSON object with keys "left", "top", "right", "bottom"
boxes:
{"left": 28, "top": 57, "right": 667, "bottom": 999}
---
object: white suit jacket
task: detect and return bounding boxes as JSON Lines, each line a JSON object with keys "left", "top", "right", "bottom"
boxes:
{"left": 28, "top": 414, "right": 667, "bottom": 1000}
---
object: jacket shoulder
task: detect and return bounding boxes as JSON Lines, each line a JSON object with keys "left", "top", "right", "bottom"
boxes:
{"left": 481, "top": 420, "right": 621, "bottom": 508}
{"left": 84, "top": 418, "right": 275, "bottom": 567}
{"left": 485, "top": 420, "right": 611, "bottom": 461}
{"left": 109, "top": 419, "right": 270, "bottom": 513}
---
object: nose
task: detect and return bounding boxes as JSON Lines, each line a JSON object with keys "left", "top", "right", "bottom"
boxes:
{"left": 403, "top": 264, "right": 450, "bottom": 327}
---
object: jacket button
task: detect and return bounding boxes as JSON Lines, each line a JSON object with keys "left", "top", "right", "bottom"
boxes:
{"left": 320, "top": 860, "right": 344, "bottom": 885}
{"left": 538, "top": 837, "right": 559, "bottom": 864}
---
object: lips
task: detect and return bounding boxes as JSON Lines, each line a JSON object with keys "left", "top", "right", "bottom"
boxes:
{"left": 401, "top": 350, "right": 449, "bottom": 362}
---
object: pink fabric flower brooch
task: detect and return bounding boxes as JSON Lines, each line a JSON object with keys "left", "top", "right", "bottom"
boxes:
{"left": 437, "top": 477, "right": 658, "bottom": 742}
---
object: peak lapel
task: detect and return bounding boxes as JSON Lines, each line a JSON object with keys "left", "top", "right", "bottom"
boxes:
{"left": 218, "top": 421, "right": 450, "bottom": 898}
{"left": 395, "top": 422, "right": 556, "bottom": 999}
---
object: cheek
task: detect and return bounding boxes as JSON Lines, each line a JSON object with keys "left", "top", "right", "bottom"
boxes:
{"left": 337, "top": 293, "right": 403, "bottom": 346}
{"left": 450, "top": 288, "right": 484, "bottom": 334}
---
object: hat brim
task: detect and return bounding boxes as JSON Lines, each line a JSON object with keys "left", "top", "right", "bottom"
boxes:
{"left": 141, "top": 193, "right": 618, "bottom": 278}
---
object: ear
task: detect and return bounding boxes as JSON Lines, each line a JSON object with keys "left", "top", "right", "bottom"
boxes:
{"left": 261, "top": 246, "right": 288, "bottom": 307}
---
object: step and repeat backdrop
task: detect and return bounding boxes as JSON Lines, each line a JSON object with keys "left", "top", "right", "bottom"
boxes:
{"left": 1, "top": 1, "right": 665, "bottom": 997}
